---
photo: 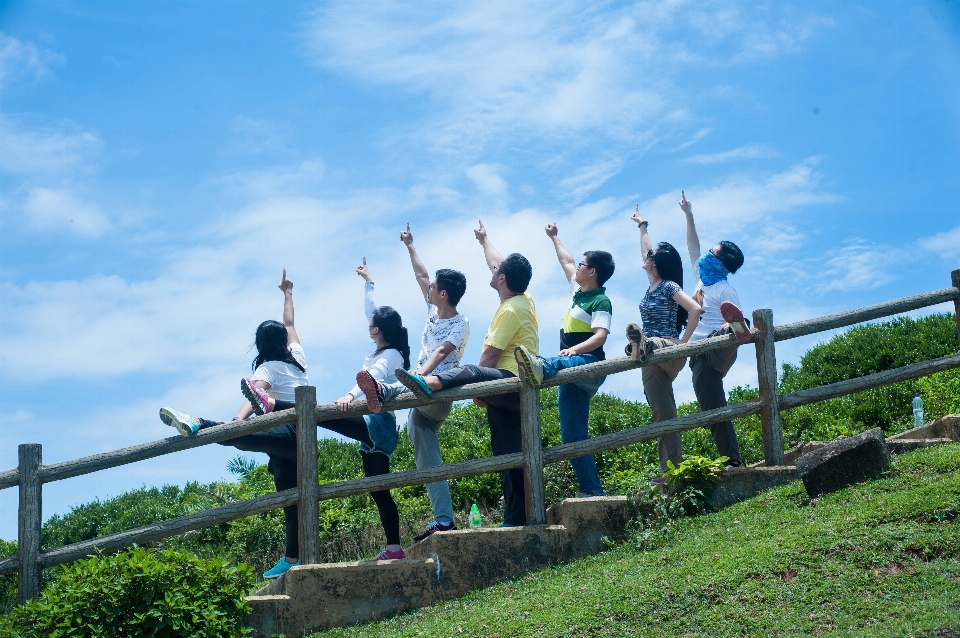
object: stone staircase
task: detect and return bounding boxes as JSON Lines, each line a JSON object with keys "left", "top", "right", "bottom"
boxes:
{"left": 246, "top": 415, "right": 959, "bottom": 637}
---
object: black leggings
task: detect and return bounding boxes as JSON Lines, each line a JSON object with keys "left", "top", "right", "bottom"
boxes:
{"left": 321, "top": 416, "right": 401, "bottom": 546}
{"left": 201, "top": 404, "right": 401, "bottom": 556}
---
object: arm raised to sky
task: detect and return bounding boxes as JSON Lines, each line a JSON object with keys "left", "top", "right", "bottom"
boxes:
{"left": 474, "top": 219, "right": 504, "bottom": 273}
{"left": 544, "top": 222, "right": 576, "bottom": 283}
{"left": 680, "top": 190, "right": 701, "bottom": 272}
{"left": 400, "top": 222, "right": 431, "bottom": 302}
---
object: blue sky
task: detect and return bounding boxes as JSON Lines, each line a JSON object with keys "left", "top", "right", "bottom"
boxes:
{"left": 1, "top": 1, "right": 959, "bottom": 541}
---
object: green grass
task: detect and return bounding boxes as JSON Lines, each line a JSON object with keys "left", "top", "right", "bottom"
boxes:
{"left": 312, "top": 444, "right": 960, "bottom": 638}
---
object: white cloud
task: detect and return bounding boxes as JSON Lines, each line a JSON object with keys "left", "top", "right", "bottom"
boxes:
{"left": 674, "top": 128, "right": 712, "bottom": 150}
{"left": 683, "top": 144, "right": 777, "bottom": 164}
{"left": 0, "top": 32, "right": 62, "bottom": 91}
{"left": 24, "top": 187, "right": 111, "bottom": 237}
{"left": 465, "top": 163, "right": 507, "bottom": 197}
{"left": 819, "top": 241, "right": 894, "bottom": 293}
{"left": 0, "top": 115, "right": 101, "bottom": 176}
{"left": 917, "top": 225, "right": 960, "bottom": 261}
{"left": 211, "top": 160, "right": 325, "bottom": 198}
{"left": 556, "top": 158, "right": 625, "bottom": 203}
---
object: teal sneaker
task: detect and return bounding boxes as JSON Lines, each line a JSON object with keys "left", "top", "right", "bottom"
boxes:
{"left": 395, "top": 368, "right": 433, "bottom": 401}
{"left": 159, "top": 408, "right": 200, "bottom": 437}
{"left": 263, "top": 557, "right": 299, "bottom": 579}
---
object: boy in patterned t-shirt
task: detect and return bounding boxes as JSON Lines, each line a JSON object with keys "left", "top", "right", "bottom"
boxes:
{"left": 355, "top": 223, "right": 469, "bottom": 542}
{"left": 514, "top": 223, "right": 614, "bottom": 497}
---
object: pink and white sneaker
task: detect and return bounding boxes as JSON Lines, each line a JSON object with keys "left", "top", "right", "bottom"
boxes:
{"left": 241, "top": 378, "right": 273, "bottom": 415}
{"left": 720, "top": 302, "right": 752, "bottom": 345}
{"left": 373, "top": 547, "right": 405, "bottom": 561}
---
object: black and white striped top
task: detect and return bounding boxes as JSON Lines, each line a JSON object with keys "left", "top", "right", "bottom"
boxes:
{"left": 639, "top": 280, "right": 681, "bottom": 339}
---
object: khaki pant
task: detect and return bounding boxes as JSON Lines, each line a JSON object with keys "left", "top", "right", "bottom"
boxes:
{"left": 641, "top": 337, "right": 687, "bottom": 472}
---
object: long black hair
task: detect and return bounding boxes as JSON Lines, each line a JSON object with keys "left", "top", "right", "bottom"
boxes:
{"left": 372, "top": 306, "right": 411, "bottom": 370}
{"left": 252, "top": 320, "right": 306, "bottom": 373}
{"left": 651, "top": 242, "right": 689, "bottom": 335}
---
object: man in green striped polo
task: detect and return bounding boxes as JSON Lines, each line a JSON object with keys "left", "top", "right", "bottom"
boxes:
{"left": 515, "top": 223, "right": 614, "bottom": 497}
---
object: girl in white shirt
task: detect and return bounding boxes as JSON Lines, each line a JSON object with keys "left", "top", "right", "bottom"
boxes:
{"left": 321, "top": 258, "right": 412, "bottom": 562}
{"left": 158, "top": 271, "right": 310, "bottom": 580}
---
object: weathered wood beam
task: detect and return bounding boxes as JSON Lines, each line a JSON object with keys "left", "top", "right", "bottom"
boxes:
{"left": 296, "top": 386, "right": 320, "bottom": 565}
{"left": 519, "top": 372, "right": 546, "bottom": 525}
{"left": 774, "top": 287, "right": 959, "bottom": 342}
{"left": 17, "top": 444, "right": 42, "bottom": 602}
{"left": 778, "top": 353, "right": 960, "bottom": 411}
{"left": 754, "top": 309, "right": 785, "bottom": 466}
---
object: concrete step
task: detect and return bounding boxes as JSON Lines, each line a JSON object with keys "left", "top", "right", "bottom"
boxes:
{"left": 888, "top": 438, "right": 955, "bottom": 453}
{"left": 247, "top": 558, "right": 438, "bottom": 636}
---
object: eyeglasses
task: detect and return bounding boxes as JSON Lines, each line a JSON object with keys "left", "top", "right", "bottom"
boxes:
{"left": 577, "top": 261, "right": 592, "bottom": 270}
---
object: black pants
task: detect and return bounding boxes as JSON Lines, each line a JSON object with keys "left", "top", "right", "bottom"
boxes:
{"left": 321, "top": 416, "right": 400, "bottom": 546}
{"left": 434, "top": 365, "right": 526, "bottom": 525}
{"left": 200, "top": 398, "right": 301, "bottom": 558}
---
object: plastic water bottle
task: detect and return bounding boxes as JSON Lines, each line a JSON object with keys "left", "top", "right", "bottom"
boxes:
{"left": 469, "top": 504, "right": 482, "bottom": 529}
{"left": 912, "top": 393, "right": 924, "bottom": 428}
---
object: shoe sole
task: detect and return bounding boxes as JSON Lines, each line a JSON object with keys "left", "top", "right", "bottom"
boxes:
{"left": 396, "top": 368, "right": 433, "bottom": 402}
{"left": 159, "top": 408, "right": 197, "bottom": 438}
{"left": 625, "top": 322, "right": 646, "bottom": 361}
{"left": 355, "top": 371, "right": 383, "bottom": 413}
{"left": 240, "top": 379, "right": 268, "bottom": 416}
{"left": 720, "top": 302, "right": 752, "bottom": 344}
{"left": 513, "top": 346, "right": 543, "bottom": 388}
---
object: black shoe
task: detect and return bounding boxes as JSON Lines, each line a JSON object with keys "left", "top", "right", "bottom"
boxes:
{"left": 413, "top": 520, "right": 456, "bottom": 543}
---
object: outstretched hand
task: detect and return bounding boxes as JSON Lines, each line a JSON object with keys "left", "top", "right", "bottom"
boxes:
{"left": 400, "top": 222, "right": 414, "bottom": 247}
{"left": 630, "top": 204, "right": 646, "bottom": 228}
{"left": 278, "top": 269, "right": 293, "bottom": 293}
{"left": 356, "top": 256, "right": 372, "bottom": 282}
{"left": 474, "top": 219, "right": 487, "bottom": 244}
{"left": 544, "top": 222, "right": 558, "bottom": 238}
{"left": 679, "top": 190, "right": 692, "bottom": 215}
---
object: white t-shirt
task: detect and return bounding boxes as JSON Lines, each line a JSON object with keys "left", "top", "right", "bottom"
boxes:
{"left": 417, "top": 304, "right": 470, "bottom": 375}
{"left": 251, "top": 343, "right": 309, "bottom": 403}
{"left": 690, "top": 279, "right": 741, "bottom": 341}
{"left": 348, "top": 348, "right": 406, "bottom": 401}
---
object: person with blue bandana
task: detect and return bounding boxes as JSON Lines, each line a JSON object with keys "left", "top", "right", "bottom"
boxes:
{"left": 679, "top": 190, "right": 752, "bottom": 468}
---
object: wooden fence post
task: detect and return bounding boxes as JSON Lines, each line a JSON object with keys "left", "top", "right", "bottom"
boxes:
{"left": 18, "top": 444, "right": 42, "bottom": 604}
{"left": 295, "top": 386, "right": 319, "bottom": 565}
{"left": 518, "top": 372, "right": 546, "bottom": 525}
{"left": 952, "top": 269, "right": 960, "bottom": 350}
{"left": 753, "top": 309, "right": 785, "bottom": 466}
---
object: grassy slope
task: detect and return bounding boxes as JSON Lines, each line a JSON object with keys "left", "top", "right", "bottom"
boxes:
{"left": 314, "top": 444, "right": 960, "bottom": 638}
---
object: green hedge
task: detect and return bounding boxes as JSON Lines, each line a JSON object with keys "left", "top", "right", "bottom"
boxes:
{"left": 0, "top": 547, "right": 253, "bottom": 637}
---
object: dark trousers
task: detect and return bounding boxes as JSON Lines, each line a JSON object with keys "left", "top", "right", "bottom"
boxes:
{"left": 320, "top": 416, "right": 400, "bottom": 546}
{"left": 690, "top": 346, "right": 743, "bottom": 464}
{"left": 434, "top": 365, "right": 526, "bottom": 525}
{"left": 201, "top": 399, "right": 301, "bottom": 558}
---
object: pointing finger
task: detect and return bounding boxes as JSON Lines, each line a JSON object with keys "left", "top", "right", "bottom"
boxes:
{"left": 363, "top": 256, "right": 366, "bottom": 266}
{"left": 282, "top": 268, "right": 286, "bottom": 280}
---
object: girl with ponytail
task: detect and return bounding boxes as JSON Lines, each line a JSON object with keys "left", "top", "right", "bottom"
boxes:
{"left": 321, "top": 257, "right": 411, "bottom": 561}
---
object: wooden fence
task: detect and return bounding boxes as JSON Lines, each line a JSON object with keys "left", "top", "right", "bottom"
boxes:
{"left": 2, "top": 269, "right": 958, "bottom": 604}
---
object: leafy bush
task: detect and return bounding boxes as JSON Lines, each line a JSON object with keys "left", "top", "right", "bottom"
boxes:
{"left": 0, "top": 547, "right": 253, "bottom": 637}
{"left": 778, "top": 313, "right": 958, "bottom": 437}
{"left": 0, "top": 539, "right": 16, "bottom": 616}
{"left": 916, "top": 368, "right": 960, "bottom": 422}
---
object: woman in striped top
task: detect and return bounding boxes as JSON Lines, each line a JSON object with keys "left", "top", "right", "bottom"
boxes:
{"left": 626, "top": 206, "right": 702, "bottom": 477}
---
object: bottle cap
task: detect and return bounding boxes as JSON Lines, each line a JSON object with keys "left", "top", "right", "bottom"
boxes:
{"left": 913, "top": 392, "right": 920, "bottom": 397}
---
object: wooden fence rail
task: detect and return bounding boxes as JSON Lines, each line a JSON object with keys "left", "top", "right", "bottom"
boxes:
{"left": 1, "top": 269, "right": 958, "bottom": 604}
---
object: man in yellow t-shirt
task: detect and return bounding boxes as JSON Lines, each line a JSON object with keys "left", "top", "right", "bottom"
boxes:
{"left": 396, "top": 220, "right": 537, "bottom": 526}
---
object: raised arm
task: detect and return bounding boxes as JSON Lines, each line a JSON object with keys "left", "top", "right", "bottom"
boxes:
{"left": 400, "top": 222, "right": 431, "bottom": 302}
{"left": 679, "top": 190, "right": 701, "bottom": 272}
{"left": 544, "top": 223, "right": 576, "bottom": 283}
{"left": 630, "top": 204, "right": 653, "bottom": 260}
{"left": 278, "top": 269, "right": 300, "bottom": 346}
{"left": 356, "top": 257, "right": 377, "bottom": 322}
{"left": 474, "top": 219, "right": 504, "bottom": 273}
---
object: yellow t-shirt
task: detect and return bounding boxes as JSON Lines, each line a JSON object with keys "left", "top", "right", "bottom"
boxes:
{"left": 483, "top": 292, "right": 539, "bottom": 375}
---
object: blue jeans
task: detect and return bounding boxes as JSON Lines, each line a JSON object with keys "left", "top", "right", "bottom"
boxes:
{"left": 541, "top": 354, "right": 606, "bottom": 496}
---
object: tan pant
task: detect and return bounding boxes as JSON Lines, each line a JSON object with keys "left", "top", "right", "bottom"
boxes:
{"left": 641, "top": 337, "right": 687, "bottom": 472}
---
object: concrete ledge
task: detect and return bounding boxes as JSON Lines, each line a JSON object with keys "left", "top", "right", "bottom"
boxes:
{"left": 888, "top": 438, "right": 955, "bottom": 454}
{"left": 888, "top": 415, "right": 959, "bottom": 442}
{"left": 406, "top": 525, "right": 569, "bottom": 598}
{"left": 247, "top": 559, "right": 438, "bottom": 637}
{"left": 546, "top": 496, "right": 629, "bottom": 558}
{"left": 712, "top": 466, "right": 799, "bottom": 508}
